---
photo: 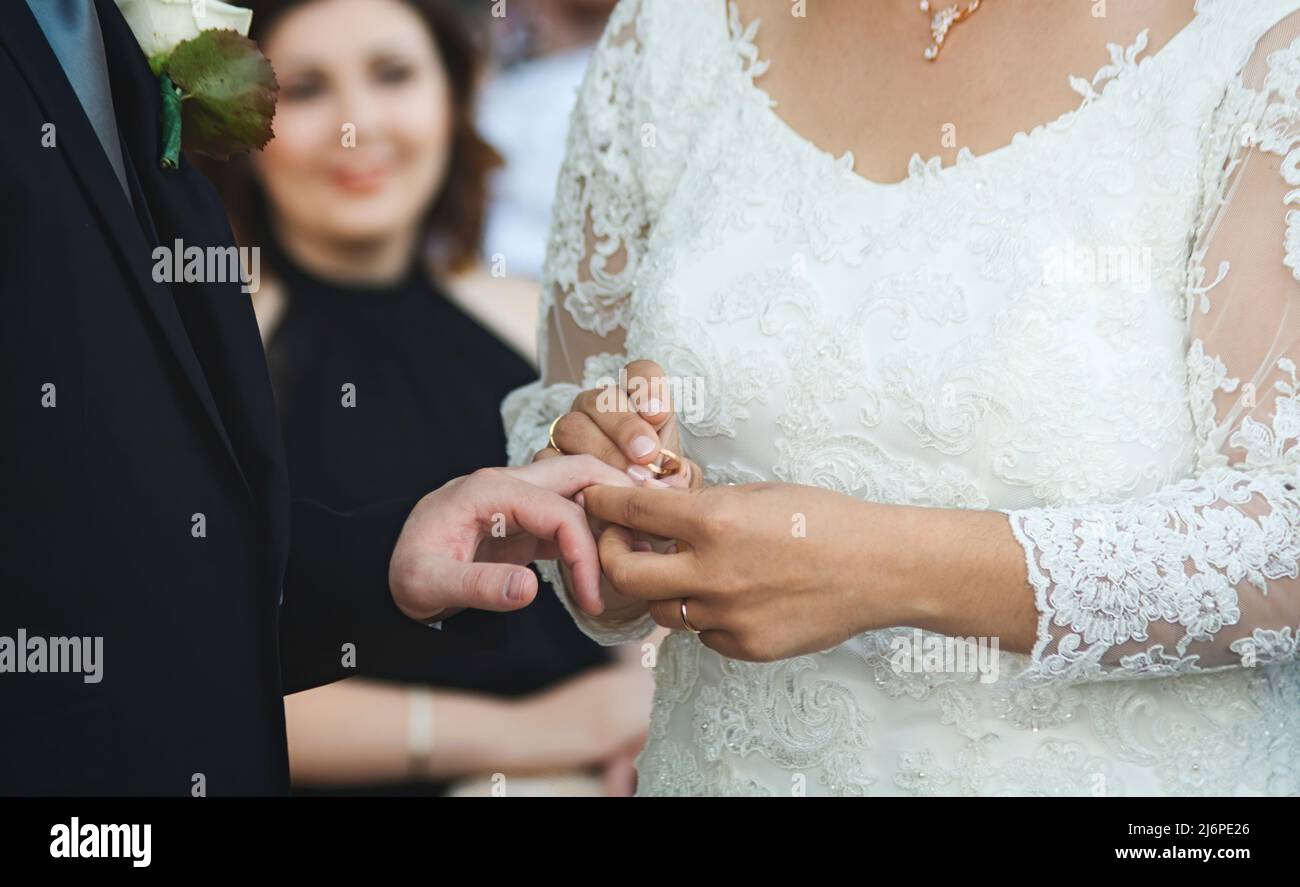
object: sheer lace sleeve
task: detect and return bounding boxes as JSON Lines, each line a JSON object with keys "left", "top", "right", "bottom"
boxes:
{"left": 1003, "top": 12, "right": 1300, "bottom": 686}
{"left": 501, "top": 0, "right": 657, "bottom": 644}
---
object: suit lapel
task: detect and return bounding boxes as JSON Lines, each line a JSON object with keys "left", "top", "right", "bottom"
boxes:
{"left": 0, "top": 1, "right": 253, "bottom": 501}
{"left": 93, "top": 0, "right": 291, "bottom": 569}
{"left": 0, "top": 0, "right": 252, "bottom": 496}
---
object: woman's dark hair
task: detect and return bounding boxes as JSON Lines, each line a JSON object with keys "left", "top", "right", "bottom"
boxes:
{"left": 202, "top": 0, "right": 501, "bottom": 274}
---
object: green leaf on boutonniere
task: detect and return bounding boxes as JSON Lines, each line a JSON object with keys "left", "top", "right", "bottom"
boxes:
{"left": 159, "top": 73, "right": 183, "bottom": 169}
{"left": 160, "top": 29, "right": 278, "bottom": 162}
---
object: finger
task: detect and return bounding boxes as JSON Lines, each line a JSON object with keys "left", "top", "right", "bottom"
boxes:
{"left": 659, "top": 459, "right": 695, "bottom": 490}
{"left": 532, "top": 444, "right": 562, "bottom": 463}
{"left": 420, "top": 559, "right": 538, "bottom": 613}
{"left": 598, "top": 523, "right": 700, "bottom": 601}
{"left": 510, "top": 453, "right": 635, "bottom": 497}
{"left": 646, "top": 597, "right": 720, "bottom": 633}
{"left": 626, "top": 361, "right": 691, "bottom": 486}
{"left": 486, "top": 476, "right": 606, "bottom": 614}
{"left": 574, "top": 388, "right": 662, "bottom": 467}
{"left": 477, "top": 532, "right": 544, "bottom": 565}
{"left": 624, "top": 359, "right": 687, "bottom": 474}
{"left": 623, "top": 359, "right": 673, "bottom": 429}
{"left": 602, "top": 749, "right": 639, "bottom": 797}
{"left": 695, "top": 631, "right": 746, "bottom": 660}
{"left": 551, "top": 409, "right": 629, "bottom": 469}
{"left": 532, "top": 446, "right": 619, "bottom": 507}
{"left": 623, "top": 360, "right": 690, "bottom": 481}
{"left": 686, "top": 460, "right": 705, "bottom": 491}
{"left": 423, "top": 606, "right": 465, "bottom": 624}
{"left": 584, "top": 484, "right": 700, "bottom": 542}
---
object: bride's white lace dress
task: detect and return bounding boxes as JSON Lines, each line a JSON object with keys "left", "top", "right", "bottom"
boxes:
{"left": 503, "top": 0, "right": 1300, "bottom": 796}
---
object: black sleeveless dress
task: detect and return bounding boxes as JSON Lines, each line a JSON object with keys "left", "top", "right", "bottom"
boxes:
{"left": 264, "top": 245, "right": 611, "bottom": 796}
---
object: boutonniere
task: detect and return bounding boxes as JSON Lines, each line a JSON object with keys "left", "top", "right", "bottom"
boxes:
{"left": 114, "top": 0, "right": 278, "bottom": 168}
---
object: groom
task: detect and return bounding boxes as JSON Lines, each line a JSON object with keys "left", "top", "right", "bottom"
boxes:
{"left": 0, "top": 0, "right": 622, "bottom": 795}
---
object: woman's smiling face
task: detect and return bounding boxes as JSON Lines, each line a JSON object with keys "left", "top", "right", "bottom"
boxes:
{"left": 253, "top": 0, "right": 453, "bottom": 245}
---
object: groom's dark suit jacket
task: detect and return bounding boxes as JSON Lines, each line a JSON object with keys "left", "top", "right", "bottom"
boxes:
{"left": 0, "top": 0, "right": 431, "bottom": 795}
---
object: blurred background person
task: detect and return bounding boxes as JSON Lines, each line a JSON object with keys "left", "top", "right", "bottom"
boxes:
{"left": 475, "top": 0, "right": 618, "bottom": 282}
{"left": 204, "top": 0, "right": 652, "bottom": 796}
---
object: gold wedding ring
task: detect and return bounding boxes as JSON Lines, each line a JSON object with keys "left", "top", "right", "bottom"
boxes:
{"left": 546, "top": 415, "right": 565, "bottom": 455}
{"left": 646, "top": 447, "right": 682, "bottom": 477}
{"left": 680, "top": 599, "right": 701, "bottom": 635}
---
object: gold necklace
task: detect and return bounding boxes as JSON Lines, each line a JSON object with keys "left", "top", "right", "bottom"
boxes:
{"left": 920, "top": 0, "right": 984, "bottom": 61}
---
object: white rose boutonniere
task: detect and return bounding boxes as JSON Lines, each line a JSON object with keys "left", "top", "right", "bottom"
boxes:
{"left": 114, "top": 0, "right": 278, "bottom": 167}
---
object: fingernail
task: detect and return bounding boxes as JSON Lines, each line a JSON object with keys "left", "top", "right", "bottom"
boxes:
{"left": 629, "top": 435, "right": 657, "bottom": 458}
{"left": 627, "top": 464, "right": 654, "bottom": 481}
{"left": 575, "top": 490, "right": 586, "bottom": 508}
{"left": 504, "top": 573, "right": 524, "bottom": 601}
{"left": 633, "top": 541, "right": 653, "bottom": 552}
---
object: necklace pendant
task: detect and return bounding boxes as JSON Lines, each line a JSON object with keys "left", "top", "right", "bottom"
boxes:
{"left": 920, "top": 0, "right": 981, "bottom": 62}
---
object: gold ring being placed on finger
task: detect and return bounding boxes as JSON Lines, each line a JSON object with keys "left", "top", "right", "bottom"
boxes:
{"left": 680, "top": 599, "right": 701, "bottom": 634}
{"left": 547, "top": 415, "right": 566, "bottom": 455}
{"left": 646, "top": 448, "right": 682, "bottom": 477}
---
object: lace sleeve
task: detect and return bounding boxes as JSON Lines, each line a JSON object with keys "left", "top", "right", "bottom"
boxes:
{"left": 501, "top": 0, "right": 656, "bottom": 645}
{"left": 1003, "top": 12, "right": 1300, "bottom": 686}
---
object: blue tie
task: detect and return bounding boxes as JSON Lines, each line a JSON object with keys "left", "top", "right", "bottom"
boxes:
{"left": 26, "top": 0, "right": 133, "bottom": 202}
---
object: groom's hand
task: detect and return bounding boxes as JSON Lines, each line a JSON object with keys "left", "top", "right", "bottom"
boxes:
{"left": 388, "top": 455, "right": 634, "bottom": 624}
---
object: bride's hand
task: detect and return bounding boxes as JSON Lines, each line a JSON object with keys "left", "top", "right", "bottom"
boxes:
{"left": 532, "top": 359, "right": 704, "bottom": 618}
{"left": 532, "top": 359, "right": 702, "bottom": 492}
{"left": 582, "top": 482, "right": 944, "bottom": 661}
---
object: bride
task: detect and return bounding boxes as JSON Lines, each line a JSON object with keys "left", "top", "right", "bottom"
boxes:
{"left": 503, "top": 0, "right": 1300, "bottom": 795}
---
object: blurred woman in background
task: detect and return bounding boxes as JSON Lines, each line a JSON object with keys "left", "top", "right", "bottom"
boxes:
{"left": 206, "top": 0, "right": 654, "bottom": 796}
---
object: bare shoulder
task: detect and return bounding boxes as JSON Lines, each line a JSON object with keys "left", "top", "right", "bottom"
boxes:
{"left": 1075, "top": 0, "right": 1198, "bottom": 54}
{"left": 731, "top": 0, "right": 805, "bottom": 40}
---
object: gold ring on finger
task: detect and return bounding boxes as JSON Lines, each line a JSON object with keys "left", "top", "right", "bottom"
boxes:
{"left": 680, "top": 599, "right": 701, "bottom": 634}
{"left": 547, "top": 415, "right": 566, "bottom": 455}
{"left": 646, "top": 447, "right": 682, "bottom": 477}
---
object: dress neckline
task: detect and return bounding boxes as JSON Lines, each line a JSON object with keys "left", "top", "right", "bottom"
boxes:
{"left": 721, "top": 0, "right": 1205, "bottom": 192}
{"left": 266, "top": 233, "right": 427, "bottom": 305}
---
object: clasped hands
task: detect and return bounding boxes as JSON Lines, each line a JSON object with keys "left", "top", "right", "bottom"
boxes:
{"left": 388, "top": 358, "right": 1024, "bottom": 661}
{"left": 534, "top": 361, "right": 945, "bottom": 662}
